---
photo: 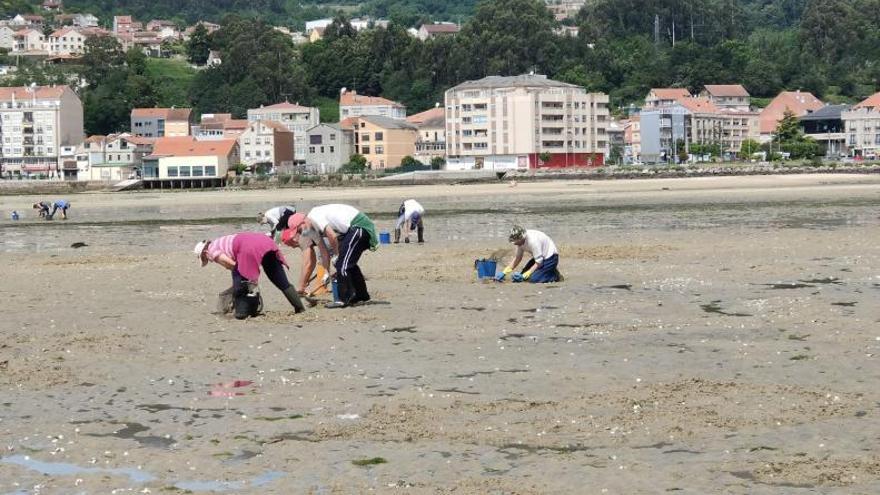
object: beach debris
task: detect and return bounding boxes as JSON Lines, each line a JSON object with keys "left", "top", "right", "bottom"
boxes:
{"left": 208, "top": 380, "right": 253, "bottom": 398}
{"left": 70, "top": 242, "right": 88, "bottom": 249}
{"left": 352, "top": 457, "right": 387, "bottom": 466}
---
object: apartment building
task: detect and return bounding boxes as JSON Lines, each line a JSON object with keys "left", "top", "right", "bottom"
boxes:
{"left": 0, "top": 85, "right": 83, "bottom": 177}
{"left": 700, "top": 84, "right": 751, "bottom": 111}
{"left": 247, "top": 102, "right": 319, "bottom": 163}
{"left": 239, "top": 120, "right": 295, "bottom": 170}
{"left": 624, "top": 115, "right": 641, "bottom": 164}
{"left": 339, "top": 90, "right": 407, "bottom": 120}
{"left": 406, "top": 106, "right": 446, "bottom": 164}
{"left": 131, "top": 107, "right": 191, "bottom": 138}
{"left": 12, "top": 29, "right": 46, "bottom": 53}
{"left": 640, "top": 97, "right": 759, "bottom": 163}
{"left": 759, "top": 91, "right": 824, "bottom": 141}
{"left": 350, "top": 115, "right": 417, "bottom": 169}
{"left": 545, "top": 0, "right": 586, "bottom": 21}
{"left": 842, "top": 92, "right": 880, "bottom": 158}
{"left": 444, "top": 74, "right": 610, "bottom": 170}
{"left": 0, "top": 26, "right": 15, "bottom": 50}
{"left": 800, "top": 104, "right": 849, "bottom": 157}
{"left": 48, "top": 27, "right": 91, "bottom": 56}
{"left": 305, "top": 123, "right": 355, "bottom": 173}
{"left": 192, "top": 113, "right": 248, "bottom": 140}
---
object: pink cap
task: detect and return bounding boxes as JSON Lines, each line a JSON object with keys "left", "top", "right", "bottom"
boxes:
{"left": 281, "top": 228, "right": 299, "bottom": 247}
{"left": 286, "top": 212, "right": 306, "bottom": 231}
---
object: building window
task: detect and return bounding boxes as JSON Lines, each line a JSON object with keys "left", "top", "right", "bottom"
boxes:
{"left": 374, "top": 132, "right": 383, "bottom": 141}
{"left": 361, "top": 146, "right": 370, "bottom": 154}
{"left": 192, "top": 166, "right": 204, "bottom": 176}
{"left": 375, "top": 145, "right": 384, "bottom": 154}
{"left": 178, "top": 166, "right": 191, "bottom": 177}
{"left": 320, "top": 146, "right": 324, "bottom": 153}
{"left": 361, "top": 133, "right": 370, "bottom": 142}
{"left": 310, "top": 135, "right": 322, "bottom": 145}
{"left": 309, "top": 146, "right": 315, "bottom": 153}
{"left": 330, "top": 146, "right": 334, "bottom": 153}
{"left": 330, "top": 134, "right": 336, "bottom": 141}
{"left": 205, "top": 166, "right": 216, "bottom": 176}
{"left": 167, "top": 166, "right": 178, "bottom": 177}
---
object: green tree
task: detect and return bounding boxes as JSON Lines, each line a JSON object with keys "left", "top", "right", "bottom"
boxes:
{"left": 430, "top": 156, "right": 445, "bottom": 170}
{"left": 739, "top": 138, "right": 761, "bottom": 159}
{"left": 340, "top": 153, "right": 368, "bottom": 173}
{"left": 186, "top": 23, "right": 211, "bottom": 65}
{"left": 773, "top": 109, "right": 801, "bottom": 143}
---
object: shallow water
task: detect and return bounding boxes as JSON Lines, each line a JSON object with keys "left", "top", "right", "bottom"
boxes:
{"left": 1, "top": 195, "right": 878, "bottom": 253}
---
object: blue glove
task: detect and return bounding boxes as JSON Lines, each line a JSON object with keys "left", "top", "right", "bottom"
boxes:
{"left": 512, "top": 272, "right": 524, "bottom": 283}
{"left": 495, "top": 272, "right": 506, "bottom": 282}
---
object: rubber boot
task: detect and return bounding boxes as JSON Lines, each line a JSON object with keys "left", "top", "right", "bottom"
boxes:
{"left": 281, "top": 286, "right": 306, "bottom": 313}
{"left": 325, "top": 277, "right": 354, "bottom": 309}
{"left": 417, "top": 222, "right": 424, "bottom": 243}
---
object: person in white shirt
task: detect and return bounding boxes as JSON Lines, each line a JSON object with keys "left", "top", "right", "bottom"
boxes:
{"left": 496, "top": 225, "right": 561, "bottom": 283}
{"left": 258, "top": 205, "right": 296, "bottom": 239}
{"left": 394, "top": 199, "right": 425, "bottom": 243}
{"left": 282, "top": 204, "right": 378, "bottom": 308}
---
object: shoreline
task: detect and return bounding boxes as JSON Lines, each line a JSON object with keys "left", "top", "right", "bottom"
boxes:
{"left": 1, "top": 164, "right": 878, "bottom": 196}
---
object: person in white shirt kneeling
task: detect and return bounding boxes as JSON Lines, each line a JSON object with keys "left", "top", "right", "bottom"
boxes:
{"left": 496, "top": 225, "right": 562, "bottom": 283}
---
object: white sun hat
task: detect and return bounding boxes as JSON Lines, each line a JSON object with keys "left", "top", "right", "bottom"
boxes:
{"left": 193, "top": 240, "right": 209, "bottom": 266}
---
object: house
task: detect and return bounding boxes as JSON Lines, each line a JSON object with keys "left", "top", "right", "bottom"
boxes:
{"left": 238, "top": 120, "right": 295, "bottom": 171}
{"left": 304, "top": 123, "right": 355, "bottom": 173}
{"left": 0, "top": 85, "right": 83, "bottom": 178}
{"left": 606, "top": 119, "right": 626, "bottom": 164}
{"left": 545, "top": 0, "right": 586, "bottom": 21}
{"left": 554, "top": 26, "right": 579, "bottom": 37}
{"left": 842, "top": 92, "right": 880, "bottom": 158}
{"left": 348, "top": 115, "right": 417, "bottom": 170}
{"left": 113, "top": 15, "right": 134, "bottom": 34}
{"left": 73, "top": 13, "right": 99, "bottom": 28}
{"left": 800, "top": 104, "right": 850, "bottom": 157}
{"left": 206, "top": 50, "right": 221, "bottom": 67}
{"left": 759, "top": 90, "right": 824, "bottom": 141}
{"left": 406, "top": 106, "right": 445, "bottom": 164}
{"left": 47, "top": 27, "right": 91, "bottom": 56}
{"left": 339, "top": 89, "right": 406, "bottom": 120}
{"left": 131, "top": 107, "right": 192, "bottom": 137}
{"left": 247, "top": 101, "right": 319, "bottom": 163}
{"left": 75, "top": 133, "right": 155, "bottom": 181}
{"left": 192, "top": 113, "right": 248, "bottom": 140}
{"left": 182, "top": 21, "right": 220, "bottom": 39}
{"left": 445, "top": 74, "right": 610, "bottom": 170}
{"left": 700, "top": 84, "right": 751, "bottom": 111}
{"left": 644, "top": 88, "right": 691, "bottom": 109}
{"left": 12, "top": 29, "right": 46, "bottom": 53}
{"left": 0, "top": 26, "right": 16, "bottom": 50}
{"left": 141, "top": 136, "right": 238, "bottom": 181}
{"left": 41, "top": 0, "right": 63, "bottom": 12}
{"left": 639, "top": 96, "right": 759, "bottom": 163}
{"left": 22, "top": 15, "right": 45, "bottom": 27}
{"left": 305, "top": 19, "right": 333, "bottom": 32}
{"left": 416, "top": 23, "right": 459, "bottom": 41}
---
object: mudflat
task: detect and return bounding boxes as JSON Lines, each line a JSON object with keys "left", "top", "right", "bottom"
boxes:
{"left": 1, "top": 174, "right": 879, "bottom": 494}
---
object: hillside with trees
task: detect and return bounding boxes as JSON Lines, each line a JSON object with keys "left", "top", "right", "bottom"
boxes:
{"left": 2, "top": 0, "right": 877, "bottom": 135}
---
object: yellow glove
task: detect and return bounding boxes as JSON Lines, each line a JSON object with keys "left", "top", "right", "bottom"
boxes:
{"left": 502, "top": 266, "right": 514, "bottom": 276}
{"left": 522, "top": 270, "right": 533, "bottom": 281}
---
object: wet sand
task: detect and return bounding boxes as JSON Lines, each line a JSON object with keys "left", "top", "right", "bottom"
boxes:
{"left": 1, "top": 175, "right": 880, "bottom": 494}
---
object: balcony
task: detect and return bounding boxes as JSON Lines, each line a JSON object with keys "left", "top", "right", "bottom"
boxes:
{"left": 541, "top": 115, "right": 564, "bottom": 122}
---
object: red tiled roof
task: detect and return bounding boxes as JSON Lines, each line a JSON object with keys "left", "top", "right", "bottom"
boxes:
{"left": 406, "top": 107, "right": 444, "bottom": 127}
{"left": 0, "top": 85, "right": 70, "bottom": 100}
{"left": 339, "top": 90, "right": 404, "bottom": 108}
{"left": 759, "top": 91, "right": 824, "bottom": 134}
{"left": 260, "top": 120, "right": 292, "bottom": 133}
{"left": 421, "top": 23, "right": 459, "bottom": 34}
{"left": 649, "top": 88, "right": 691, "bottom": 100}
{"left": 338, "top": 117, "right": 356, "bottom": 129}
{"left": 676, "top": 97, "right": 720, "bottom": 114}
{"left": 853, "top": 91, "right": 880, "bottom": 110}
{"left": 703, "top": 84, "right": 749, "bottom": 97}
{"left": 131, "top": 107, "right": 192, "bottom": 121}
{"left": 148, "top": 136, "right": 236, "bottom": 158}
{"left": 259, "top": 101, "right": 313, "bottom": 111}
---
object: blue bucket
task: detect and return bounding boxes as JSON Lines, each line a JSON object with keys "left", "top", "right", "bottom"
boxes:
{"left": 331, "top": 279, "right": 340, "bottom": 302}
{"left": 379, "top": 231, "right": 391, "bottom": 244}
{"left": 475, "top": 259, "right": 497, "bottom": 279}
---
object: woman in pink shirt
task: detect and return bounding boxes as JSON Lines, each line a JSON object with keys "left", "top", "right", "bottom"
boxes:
{"left": 194, "top": 232, "right": 305, "bottom": 319}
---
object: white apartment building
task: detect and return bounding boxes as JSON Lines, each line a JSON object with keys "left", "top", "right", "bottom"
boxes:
{"left": 0, "top": 26, "right": 15, "bottom": 50}
{"left": 339, "top": 89, "right": 406, "bottom": 120}
{"left": 0, "top": 85, "right": 84, "bottom": 178}
{"left": 12, "top": 29, "right": 46, "bottom": 53}
{"left": 444, "top": 74, "right": 610, "bottom": 170}
{"left": 843, "top": 92, "right": 880, "bottom": 158}
{"left": 238, "top": 120, "right": 294, "bottom": 169}
{"left": 48, "top": 27, "right": 90, "bottom": 56}
{"left": 247, "top": 102, "right": 319, "bottom": 163}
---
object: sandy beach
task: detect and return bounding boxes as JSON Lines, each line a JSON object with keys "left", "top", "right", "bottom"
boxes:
{"left": 1, "top": 174, "right": 879, "bottom": 494}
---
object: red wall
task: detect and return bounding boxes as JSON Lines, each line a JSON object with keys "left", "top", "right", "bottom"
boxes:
{"left": 528, "top": 152, "right": 604, "bottom": 168}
